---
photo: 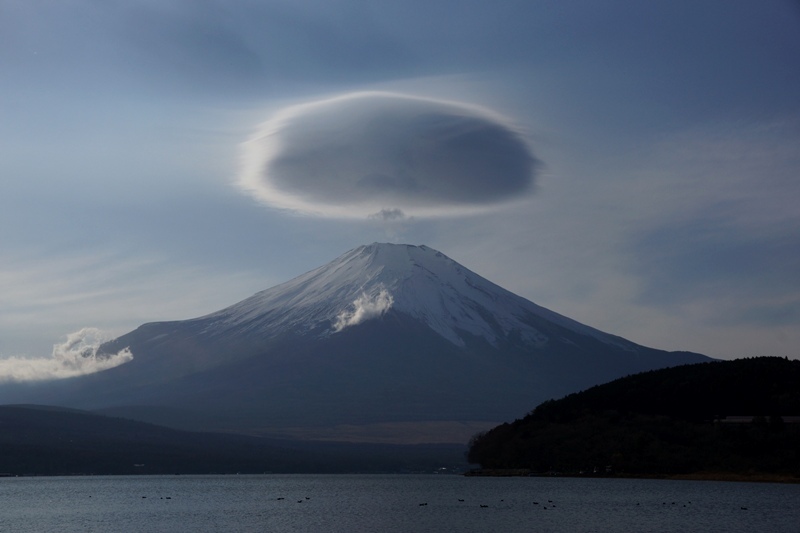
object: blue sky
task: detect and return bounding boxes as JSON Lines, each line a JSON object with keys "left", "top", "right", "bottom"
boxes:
{"left": 2, "top": 0, "right": 799, "bottom": 371}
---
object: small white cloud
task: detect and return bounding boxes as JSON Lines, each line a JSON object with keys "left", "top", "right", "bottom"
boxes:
{"left": 333, "top": 287, "right": 394, "bottom": 332}
{"left": 369, "top": 208, "right": 407, "bottom": 222}
{"left": 0, "top": 327, "right": 132, "bottom": 383}
{"left": 368, "top": 208, "right": 413, "bottom": 241}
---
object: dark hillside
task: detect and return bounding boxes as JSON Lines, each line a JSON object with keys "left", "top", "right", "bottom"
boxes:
{"left": 0, "top": 405, "right": 466, "bottom": 475}
{"left": 467, "top": 357, "right": 800, "bottom": 479}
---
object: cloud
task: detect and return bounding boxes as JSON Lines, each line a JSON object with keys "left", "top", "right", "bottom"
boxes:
{"left": 369, "top": 208, "right": 407, "bottom": 222}
{"left": 0, "top": 328, "right": 132, "bottom": 383}
{"left": 368, "top": 208, "right": 415, "bottom": 242}
{"left": 239, "top": 91, "right": 539, "bottom": 218}
{"left": 333, "top": 287, "right": 394, "bottom": 332}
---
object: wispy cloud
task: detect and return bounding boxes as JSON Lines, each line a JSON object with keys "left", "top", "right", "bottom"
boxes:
{"left": 369, "top": 208, "right": 407, "bottom": 222}
{"left": 333, "top": 287, "right": 394, "bottom": 332}
{"left": 0, "top": 328, "right": 132, "bottom": 383}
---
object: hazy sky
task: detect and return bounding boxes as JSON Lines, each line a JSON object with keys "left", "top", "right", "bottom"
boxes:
{"left": 2, "top": 0, "right": 799, "bottom": 369}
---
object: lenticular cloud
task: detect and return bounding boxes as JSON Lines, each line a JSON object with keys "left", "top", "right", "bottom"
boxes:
{"left": 0, "top": 327, "right": 132, "bottom": 383}
{"left": 239, "top": 92, "right": 539, "bottom": 218}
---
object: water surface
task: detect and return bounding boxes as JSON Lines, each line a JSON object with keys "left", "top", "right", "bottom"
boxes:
{"left": 1, "top": 474, "right": 797, "bottom": 532}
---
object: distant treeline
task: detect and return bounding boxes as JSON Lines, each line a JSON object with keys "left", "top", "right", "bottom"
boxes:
{"left": 467, "top": 357, "right": 800, "bottom": 479}
{"left": 0, "top": 405, "right": 466, "bottom": 476}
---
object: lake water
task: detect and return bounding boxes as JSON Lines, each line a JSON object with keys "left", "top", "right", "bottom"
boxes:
{"left": 0, "top": 474, "right": 797, "bottom": 532}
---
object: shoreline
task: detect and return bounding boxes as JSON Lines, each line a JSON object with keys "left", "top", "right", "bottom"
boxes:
{"left": 465, "top": 469, "right": 800, "bottom": 484}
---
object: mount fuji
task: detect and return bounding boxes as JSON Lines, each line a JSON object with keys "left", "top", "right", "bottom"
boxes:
{"left": 8, "top": 243, "right": 710, "bottom": 443}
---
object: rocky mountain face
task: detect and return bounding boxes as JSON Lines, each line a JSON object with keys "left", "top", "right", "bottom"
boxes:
{"left": 5, "top": 243, "right": 710, "bottom": 443}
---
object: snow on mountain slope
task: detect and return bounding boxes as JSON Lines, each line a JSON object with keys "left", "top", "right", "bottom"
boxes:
{"left": 197, "top": 243, "right": 638, "bottom": 351}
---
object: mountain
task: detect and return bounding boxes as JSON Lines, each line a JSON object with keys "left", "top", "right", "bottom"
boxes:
{"left": 467, "top": 357, "right": 800, "bottom": 480}
{"left": 2, "top": 243, "right": 710, "bottom": 444}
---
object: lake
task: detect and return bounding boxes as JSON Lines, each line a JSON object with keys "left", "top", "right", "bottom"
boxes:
{"left": 1, "top": 474, "right": 797, "bottom": 532}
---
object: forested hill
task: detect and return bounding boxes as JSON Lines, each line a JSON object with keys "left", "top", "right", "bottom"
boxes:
{"left": 467, "top": 357, "right": 800, "bottom": 480}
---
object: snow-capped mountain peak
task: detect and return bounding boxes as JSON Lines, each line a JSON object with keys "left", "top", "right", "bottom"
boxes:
{"left": 200, "top": 243, "right": 634, "bottom": 350}
{"left": 37, "top": 242, "right": 708, "bottom": 444}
